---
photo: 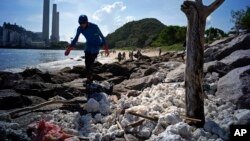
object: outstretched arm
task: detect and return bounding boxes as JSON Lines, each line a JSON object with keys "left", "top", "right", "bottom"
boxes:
{"left": 65, "top": 27, "right": 80, "bottom": 56}
{"left": 70, "top": 27, "right": 81, "bottom": 47}
{"left": 97, "top": 25, "right": 106, "bottom": 45}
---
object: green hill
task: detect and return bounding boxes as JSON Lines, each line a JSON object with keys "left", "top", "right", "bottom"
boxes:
{"left": 106, "top": 18, "right": 166, "bottom": 48}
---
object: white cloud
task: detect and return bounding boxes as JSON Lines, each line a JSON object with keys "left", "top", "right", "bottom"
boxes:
{"left": 55, "top": 1, "right": 133, "bottom": 41}
{"left": 92, "top": 2, "right": 126, "bottom": 22}
{"left": 206, "top": 15, "right": 212, "bottom": 26}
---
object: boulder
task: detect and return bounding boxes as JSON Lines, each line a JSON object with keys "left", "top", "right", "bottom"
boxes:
{"left": 165, "top": 64, "right": 185, "bottom": 82}
{"left": 203, "top": 61, "right": 232, "bottom": 77}
{"left": 155, "top": 122, "right": 192, "bottom": 141}
{"left": 107, "top": 63, "right": 130, "bottom": 78}
{"left": 0, "top": 72, "right": 22, "bottom": 89}
{"left": 204, "top": 120, "right": 228, "bottom": 140}
{"left": 143, "top": 66, "right": 158, "bottom": 76}
{"left": 157, "top": 61, "right": 182, "bottom": 71}
{"left": 50, "top": 73, "right": 79, "bottom": 84}
{"left": 216, "top": 65, "right": 250, "bottom": 107}
{"left": 234, "top": 109, "right": 250, "bottom": 125}
{"left": 21, "top": 68, "right": 52, "bottom": 83}
{"left": 86, "top": 98, "right": 100, "bottom": 113}
{"left": 21, "top": 68, "right": 43, "bottom": 77}
{"left": 204, "top": 46, "right": 220, "bottom": 62}
{"left": 204, "top": 33, "right": 250, "bottom": 62}
{"left": 0, "top": 89, "right": 31, "bottom": 110}
{"left": 69, "top": 65, "right": 86, "bottom": 77}
{"left": 208, "top": 35, "right": 235, "bottom": 47}
{"left": 220, "top": 49, "right": 250, "bottom": 68}
{"left": 106, "top": 76, "right": 127, "bottom": 85}
{"left": 237, "top": 93, "right": 250, "bottom": 109}
{"left": 97, "top": 72, "right": 113, "bottom": 80}
{"left": 120, "top": 72, "right": 166, "bottom": 91}
{"left": 14, "top": 80, "right": 64, "bottom": 100}
{"left": 0, "top": 122, "right": 29, "bottom": 141}
{"left": 26, "top": 96, "right": 46, "bottom": 106}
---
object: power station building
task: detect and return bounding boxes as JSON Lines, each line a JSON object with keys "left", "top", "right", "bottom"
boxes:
{"left": 42, "top": 0, "right": 60, "bottom": 43}
{"left": 42, "top": 0, "right": 50, "bottom": 43}
{"left": 51, "top": 4, "right": 60, "bottom": 42}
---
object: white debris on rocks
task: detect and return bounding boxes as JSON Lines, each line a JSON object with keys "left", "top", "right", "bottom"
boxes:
{"left": 46, "top": 110, "right": 81, "bottom": 130}
{"left": 86, "top": 98, "right": 100, "bottom": 113}
{"left": 44, "top": 78, "right": 247, "bottom": 140}
{"left": 234, "top": 109, "right": 250, "bottom": 125}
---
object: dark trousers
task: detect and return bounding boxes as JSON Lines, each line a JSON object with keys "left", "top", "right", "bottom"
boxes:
{"left": 85, "top": 51, "right": 98, "bottom": 79}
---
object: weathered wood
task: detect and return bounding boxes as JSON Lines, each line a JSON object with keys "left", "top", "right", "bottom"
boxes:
{"left": 126, "top": 119, "right": 145, "bottom": 128}
{"left": 6, "top": 98, "right": 87, "bottom": 118}
{"left": 181, "top": 0, "right": 224, "bottom": 127}
{"left": 116, "top": 121, "right": 130, "bottom": 141}
{"left": 182, "top": 115, "right": 202, "bottom": 122}
{"left": 128, "top": 111, "right": 159, "bottom": 122}
{"left": 128, "top": 111, "right": 202, "bottom": 123}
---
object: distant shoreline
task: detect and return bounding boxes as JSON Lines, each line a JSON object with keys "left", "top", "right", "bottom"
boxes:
{"left": 0, "top": 46, "right": 82, "bottom": 50}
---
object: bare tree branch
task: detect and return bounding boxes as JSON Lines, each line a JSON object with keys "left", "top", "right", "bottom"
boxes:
{"left": 205, "top": 0, "right": 225, "bottom": 17}
{"left": 195, "top": 0, "right": 203, "bottom": 5}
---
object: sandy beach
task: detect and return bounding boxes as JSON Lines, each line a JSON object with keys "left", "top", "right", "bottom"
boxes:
{"left": 100, "top": 48, "right": 162, "bottom": 62}
{"left": 34, "top": 49, "right": 162, "bottom": 72}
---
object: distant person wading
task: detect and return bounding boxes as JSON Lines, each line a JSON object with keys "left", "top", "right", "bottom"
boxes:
{"left": 64, "top": 15, "right": 109, "bottom": 85}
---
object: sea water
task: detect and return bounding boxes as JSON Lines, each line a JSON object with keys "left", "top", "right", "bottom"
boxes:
{"left": 0, "top": 48, "right": 85, "bottom": 72}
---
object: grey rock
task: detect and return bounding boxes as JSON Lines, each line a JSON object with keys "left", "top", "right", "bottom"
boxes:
{"left": 107, "top": 63, "right": 130, "bottom": 78}
{"left": 165, "top": 64, "right": 185, "bottom": 82}
{"left": 208, "top": 36, "right": 235, "bottom": 47}
{"left": 203, "top": 61, "right": 232, "bottom": 77}
{"left": 216, "top": 65, "right": 250, "bottom": 107}
{"left": 143, "top": 66, "right": 158, "bottom": 76}
{"left": 237, "top": 93, "right": 250, "bottom": 109}
{"left": 204, "top": 120, "right": 229, "bottom": 140}
{"left": 14, "top": 80, "right": 64, "bottom": 99}
{"left": 120, "top": 72, "right": 165, "bottom": 91}
{"left": 204, "top": 33, "right": 250, "bottom": 62}
{"left": 234, "top": 109, "right": 250, "bottom": 125}
{"left": 50, "top": 73, "right": 79, "bottom": 84}
{"left": 220, "top": 49, "right": 250, "bottom": 68}
{"left": 0, "top": 121, "right": 29, "bottom": 141}
{"left": 0, "top": 89, "right": 31, "bottom": 110}
{"left": 0, "top": 72, "right": 22, "bottom": 89}
{"left": 86, "top": 98, "right": 100, "bottom": 113}
{"left": 158, "top": 61, "right": 182, "bottom": 71}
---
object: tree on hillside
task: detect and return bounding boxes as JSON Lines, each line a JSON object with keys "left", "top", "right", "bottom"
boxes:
{"left": 181, "top": 0, "right": 224, "bottom": 127}
{"left": 106, "top": 18, "right": 165, "bottom": 48}
{"left": 205, "top": 27, "right": 227, "bottom": 43}
{"left": 231, "top": 6, "right": 250, "bottom": 33}
{"left": 152, "top": 26, "right": 186, "bottom": 46}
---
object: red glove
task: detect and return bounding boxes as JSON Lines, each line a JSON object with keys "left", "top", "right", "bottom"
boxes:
{"left": 103, "top": 44, "right": 109, "bottom": 56}
{"left": 64, "top": 46, "right": 74, "bottom": 56}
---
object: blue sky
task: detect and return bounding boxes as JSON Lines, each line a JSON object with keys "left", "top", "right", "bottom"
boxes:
{"left": 0, "top": 0, "right": 249, "bottom": 42}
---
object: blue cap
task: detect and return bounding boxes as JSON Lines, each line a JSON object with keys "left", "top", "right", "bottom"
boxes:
{"left": 78, "top": 15, "right": 88, "bottom": 24}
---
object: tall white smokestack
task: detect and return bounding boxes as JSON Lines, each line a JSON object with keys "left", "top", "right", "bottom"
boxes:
{"left": 42, "top": 0, "right": 50, "bottom": 43}
{"left": 51, "top": 4, "right": 57, "bottom": 42}
{"left": 56, "top": 11, "right": 60, "bottom": 41}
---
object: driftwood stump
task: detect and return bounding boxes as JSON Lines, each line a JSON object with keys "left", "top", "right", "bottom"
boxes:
{"left": 181, "top": 0, "right": 224, "bottom": 127}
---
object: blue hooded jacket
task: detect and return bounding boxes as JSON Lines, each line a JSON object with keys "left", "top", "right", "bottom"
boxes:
{"left": 70, "top": 22, "right": 106, "bottom": 54}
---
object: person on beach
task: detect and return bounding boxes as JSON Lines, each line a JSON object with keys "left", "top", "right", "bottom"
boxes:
{"left": 122, "top": 52, "right": 126, "bottom": 60}
{"left": 159, "top": 48, "right": 162, "bottom": 56}
{"left": 129, "top": 51, "right": 133, "bottom": 61}
{"left": 118, "top": 52, "right": 122, "bottom": 62}
{"left": 64, "top": 15, "right": 109, "bottom": 85}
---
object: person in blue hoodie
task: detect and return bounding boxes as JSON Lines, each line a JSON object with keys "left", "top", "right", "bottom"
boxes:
{"left": 65, "top": 15, "right": 109, "bottom": 84}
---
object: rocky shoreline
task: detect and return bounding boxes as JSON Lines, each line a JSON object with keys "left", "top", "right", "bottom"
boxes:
{"left": 0, "top": 33, "right": 250, "bottom": 141}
